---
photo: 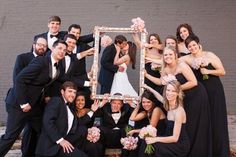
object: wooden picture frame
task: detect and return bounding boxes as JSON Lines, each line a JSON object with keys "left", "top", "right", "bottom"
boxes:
{"left": 91, "top": 26, "right": 146, "bottom": 101}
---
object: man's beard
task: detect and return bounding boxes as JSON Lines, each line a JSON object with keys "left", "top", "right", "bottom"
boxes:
{"left": 35, "top": 48, "right": 45, "bottom": 56}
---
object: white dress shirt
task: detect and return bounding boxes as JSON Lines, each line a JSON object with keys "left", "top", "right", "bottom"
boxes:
{"left": 64, "top": 55, "right": 71, "bottom": 74}
{"left": 47, "top": 32, "right": 58, "bottom": 50}
{"left": 50, "top": 56, "right": 57, "bottom": 79}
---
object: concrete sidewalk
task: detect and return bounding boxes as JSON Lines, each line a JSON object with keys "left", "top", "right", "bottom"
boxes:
{"left": 0, "top": 115, "right": 236, "bottom": 157}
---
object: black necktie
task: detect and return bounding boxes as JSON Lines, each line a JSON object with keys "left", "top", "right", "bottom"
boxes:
{"left": 50, "top": 34, "right": 58, "bottom": 38}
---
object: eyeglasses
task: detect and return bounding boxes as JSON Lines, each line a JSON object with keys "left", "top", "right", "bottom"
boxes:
{"left": 36, "top": 43, "right": 47, "bottom": 48}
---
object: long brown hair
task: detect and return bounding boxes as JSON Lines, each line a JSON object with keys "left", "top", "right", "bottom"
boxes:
{"left": 141, "top": 90, "right": 157, "bottom": 119}
{"left": 127, "top": 41, "right": 137, "bottom": 69}
{"left": 162, "top": 80, "right": 184, "bottom": 111}
{"left": 148, "top": 33, "right": 163, "bottom": 54}
{"left": 176, "top": 23, "right": 195, "bottom": 42}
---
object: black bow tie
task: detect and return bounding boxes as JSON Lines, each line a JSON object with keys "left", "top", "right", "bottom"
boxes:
{"left": 54, "top": 62, "right": 59, "bottom": 69}
{"left": 50, "top": 34, "right": 58, "bottom": 38}
{"left": 65, "top": 53, "right": 73, "bottom": 57}
{"left": 112, "top": 111, "right": 120, "bottom": 114}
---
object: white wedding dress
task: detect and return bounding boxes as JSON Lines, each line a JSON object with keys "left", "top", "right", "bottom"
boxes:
{"left": 110, "top": 63, "right": 138, "bottom": 97}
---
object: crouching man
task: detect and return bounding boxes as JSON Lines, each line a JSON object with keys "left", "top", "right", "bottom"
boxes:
{"left": 35, "top": 81, "right": 88, "bottom": 157}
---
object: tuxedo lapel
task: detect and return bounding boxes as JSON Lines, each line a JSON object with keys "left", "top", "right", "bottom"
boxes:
{"left": 62, "top": 99, "right": 77, "bottom": 134}
{"left": 45, "top": 57, "right": 59, "bottom": 87}
{"left": 48, "top": 57, "right": 53, "bottom": 79}
{"left": 61, "top": 58, "right": 66, "bottom": 73}
{"left": 105, "top": 107, "right": 117, "bottom": 125}
{"left": 66, "top": 58, "right": 74, "bottom": 74}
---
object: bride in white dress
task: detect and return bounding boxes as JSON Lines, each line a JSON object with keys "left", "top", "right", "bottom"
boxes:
{"left": 110, "top": 41, "right": 138, "bottom": 97}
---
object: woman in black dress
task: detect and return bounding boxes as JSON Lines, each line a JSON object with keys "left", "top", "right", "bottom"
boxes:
{"left": 124, "top": 90, "right": 166, "bottom": 157}
{"left": 181, "top": 35, "right": 230, "bottom": 157}
{"left": 128, "top": 89, "right": 167, "bottom": 136}
{"left": 145, "top": 46, "right": 212, "bottom": 157}
{"left": 143, "top": 80, "right": 190, "bottom": 157}
{"left": 132, "top": 33, "right": 163, "bottom": 92}
{"left": 73, "top": 92, "right": 104, "bottom": 157}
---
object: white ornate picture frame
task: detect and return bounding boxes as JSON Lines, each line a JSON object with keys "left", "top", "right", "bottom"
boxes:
{"left": 91, "top": 26, "right": 146, "bottom": 101}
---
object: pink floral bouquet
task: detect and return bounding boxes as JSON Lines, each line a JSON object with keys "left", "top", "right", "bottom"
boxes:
{"left": 87, "top": 126, "right": 100, "bottom": 143}
{"left": 161, "top": 74, "right": 177, "bottom": 85}
{"left": 191, "top": 57, "right": 209, "bottom": 80}
{"left": 120, "top": 136, "right": 138, "bottom": 150}
{"left": 100, "top": 35, "right": 113, "bottom": 47}
{"left": 130, "top": 17, "right": 147, "bottom": 34}
{"left": 139, "top": 125, "right": 157, "bottom": 154}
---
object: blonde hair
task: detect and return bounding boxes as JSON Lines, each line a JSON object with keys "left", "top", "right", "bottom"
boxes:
{"left": 162, "top": 80, "right": 184, "bottom": 111}
{"left": 162, "top": 46, "right": 179, "bottom": 69}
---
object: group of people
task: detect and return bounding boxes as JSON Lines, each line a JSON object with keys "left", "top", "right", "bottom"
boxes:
{"left": 0, "top": 15, "right": 230, "bottom": 157}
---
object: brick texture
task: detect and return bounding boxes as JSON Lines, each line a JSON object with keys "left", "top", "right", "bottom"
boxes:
{"left": 0, "top": 0, "right": 236, "bottom": 124}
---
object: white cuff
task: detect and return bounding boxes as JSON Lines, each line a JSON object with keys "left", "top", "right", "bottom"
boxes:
{"left": 76, "top": 53, "right": 82, "bottom": 60}
{"left": 99, "top": 101, "right": 103, "bottom": 108}
{"left": 20, "top": 103, "right": 30, "bottom": 109}
{"left": 87, "top": 111, "right": 94, "bottom": 118}
{"left": 56, "top": 138, "right": 64, "bottom": 144}
{"left": 87, "top": 73, "right": 91, "bottom": 79}
{"left": 84, "top": 81, "right": 90, "bottom": 87}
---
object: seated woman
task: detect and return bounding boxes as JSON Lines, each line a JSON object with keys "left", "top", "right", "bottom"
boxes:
{"left": 124, "top": 89, "right": 166, "bottom": 157}
{"left": 128, "top": 89, "right": 166, "bottom": 136}
{"left": 69, "top": 92, "right": 105, "bottom": 157}
{"left": 141, "top": 80, "right": 190, "bottom": 157}
{"left": 75, "top": 91, "right": 97, "bottom": 127}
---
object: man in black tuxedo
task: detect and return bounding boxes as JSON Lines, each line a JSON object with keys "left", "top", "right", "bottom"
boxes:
{"left": 4, "top": 37, "right": 48, "bottom": 157}
{"left": 35, "top": 81, "right": 88, "bottom": 157}
{"left": 47, "top": 34, "right": 93, "bottom": 98}
{"left": 94, "top": 93, "right": 134, "bottom": 149}
{"left": 33, "top": 16, "right": 93, "bottom": 51}
{"left": 98, "top": 35, "right": 127, "bottom": 94}
{"left": 0, "top": 40, "right": 68, "bottom": 157}
{"left": 5, "top": 37, "right": 48, "bottom": 105}
{"left": 68, "top": 24, "right": 96, "bottom": 106}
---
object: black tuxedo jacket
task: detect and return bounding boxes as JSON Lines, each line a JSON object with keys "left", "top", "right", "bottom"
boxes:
{"left": 33, "top": 31, "right": 67, "bottom": 52}
{"left": 5, "top": 52, "right": 36, "bottom": 106}
{"left": 75, "top": 42, "right": 92, "bottom": 76}
{"left": 98, "top": 44, "right": 119, "bottom": 87}
{"left": 35, "top": 97, "right": 78, "bottom": 156}
{"left": 12, "top": 52, "right": 35, "bottom": 83}
{"left": 47, "top": 54, "right": 90, "bottom": 97}
{"left": 14, "top": 56, "right": 59, "bottom": 107}
{"left": 33, "top": 31, "right": 93, "bottom": 50}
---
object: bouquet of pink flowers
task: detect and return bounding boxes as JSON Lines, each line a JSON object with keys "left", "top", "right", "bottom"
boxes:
{"left": 191, "top": 57, "right": 209, "bottom": 80}
{"left": 87, "top": 126, "right": 100, "bottom": 143}
{"left": 139, "top": 125, "right": 157, "bottom": 154}
{"left": 120, "top": 136, "right": 139, "bottom": 150}
{"left": 130, "top": 17, "right": 147, "bottom": 34}
{"left": 100, "top": 35, "right": 113, "bottom": 47}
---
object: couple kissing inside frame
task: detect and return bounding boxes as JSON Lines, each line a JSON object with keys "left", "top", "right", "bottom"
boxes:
{"left": 98, "top": 35, "right": 138, "bottom": 97}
